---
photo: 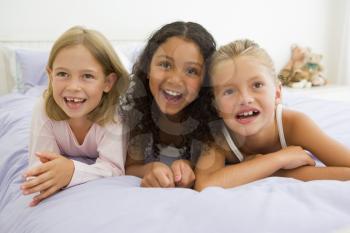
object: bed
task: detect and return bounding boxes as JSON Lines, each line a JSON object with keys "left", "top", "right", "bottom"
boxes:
{"left": 1, "top": 42, "right": 350, "bottom": 233}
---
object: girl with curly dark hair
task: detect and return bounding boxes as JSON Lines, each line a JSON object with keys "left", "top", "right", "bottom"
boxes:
{"left": 121, "top": 21, "right": 216, "bottom": 188}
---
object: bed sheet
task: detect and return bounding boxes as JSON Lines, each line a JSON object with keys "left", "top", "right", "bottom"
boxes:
{"left": 0, "top": 87, "right": 350, "bottom": 233}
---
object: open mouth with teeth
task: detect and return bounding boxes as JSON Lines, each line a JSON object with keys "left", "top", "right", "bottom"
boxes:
{"left": 235, "top": 109, "right": 260, "bottom": 123}
{"left": 162, "top": 89, "right": 183, "bottom": 103}
{"left": 64, "top": 97, "right": 86, "bottom": 109}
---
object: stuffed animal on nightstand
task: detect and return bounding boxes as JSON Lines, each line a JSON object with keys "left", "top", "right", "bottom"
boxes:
{"left": 278, "top": 45, "right": 327, "bottom": 88}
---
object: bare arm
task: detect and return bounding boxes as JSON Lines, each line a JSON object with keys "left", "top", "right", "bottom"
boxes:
{"left": 125, "top": 145, "right": 151, "bottom": 177}
{"left": 124, "top": 132, "right": 153, "bottom": 178}
{"left": 275, "top": 166, "right": 350, "bottom": 181}
{"left": 286, "top": 110, "right": 350, "bottom": 167}
{"left": 125, "top": 143, "right": 177, "bottom": 187}
{"left": 194, "top": 145, "right": 314, "bottom": 191}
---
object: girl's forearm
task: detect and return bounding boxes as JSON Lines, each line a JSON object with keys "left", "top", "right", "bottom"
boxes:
{"left": 125, "top": 163, "right": 153, "bottom": 178}
{"left": 195, "top": 153, "right": 285, "bottom": 190}
{"left": 275, "top": 166, "right": 350, "bottom": 181}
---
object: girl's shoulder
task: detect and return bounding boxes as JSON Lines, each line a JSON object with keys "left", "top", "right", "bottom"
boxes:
{"left": 282, "top": 107, "right": 311, "bottom": 127}
{"left": 97, "top": 117, "right": 127, "bottom": 138}
{"left": 282, "top": 107, "right": 314, "bottom": 143}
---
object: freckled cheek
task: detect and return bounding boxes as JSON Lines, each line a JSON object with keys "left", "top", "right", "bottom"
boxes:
{"left": 212, "top": 97, "right": 223, "bottom": 111}
{"left": 148, "top": 71, "right": 163, "bottom": 85}
{"left": 148, "top": 69, "right": 165, "bottom": 82}
{"left": 216, "top": 98, "right": 237, "bottom": 116}
{"left": 186, "top": 80, "right": 202, "bottom": 98}
{"left": 52, "top": 85, "right": 63, "bottom": 99}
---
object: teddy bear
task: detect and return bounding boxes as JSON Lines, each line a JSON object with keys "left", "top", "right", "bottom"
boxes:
{"left": 278, "top": 45, "right": 327, "bottom": 88}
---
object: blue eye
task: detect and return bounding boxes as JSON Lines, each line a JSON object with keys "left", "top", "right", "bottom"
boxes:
{"left": 56, "top": 72, "right": 68, "bottom": 78}
{"left": 223, "top": 89, "right": 235, "bottom": 96}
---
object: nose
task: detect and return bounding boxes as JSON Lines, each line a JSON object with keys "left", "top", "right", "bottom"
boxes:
{"left": 67, "top": 78, "right": 82, "bottom": 91}
{"left": 238, "top": 89, "right": 254, "bottom": 105}
{"left": 166, "top": 69, "right": 183, "bottom": 85}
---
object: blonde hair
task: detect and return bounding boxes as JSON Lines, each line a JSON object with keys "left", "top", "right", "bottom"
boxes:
{"left": 209, "top": 39, "right": 277, "bottom": 83}
{"left": 45, "top": 26, "right": 129, "bottom": 125}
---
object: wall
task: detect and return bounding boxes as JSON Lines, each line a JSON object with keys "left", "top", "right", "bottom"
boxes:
{"left": 0, "top": 0, "right": 344, "bottom": 83}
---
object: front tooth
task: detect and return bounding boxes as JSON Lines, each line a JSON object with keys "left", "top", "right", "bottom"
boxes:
{"left": 248, "top": 111, "right": 253, "bottom": 116}
{"left": 244, "top": 112, "right": 249, "bottom": 116}
{"left": 74, "top": 98, "right": 84, "bottom": 102}
{"left": 165, "top": 90, "right": 180, "bottom": 96}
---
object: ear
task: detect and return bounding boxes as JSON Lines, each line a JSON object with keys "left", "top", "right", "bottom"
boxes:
{"left": 274, "top": 82, "right": 282, "bottom": 104}
{"left": 104, "top": 73, "right": 118, "bottom": 93}
{"left": 46, "top": 67, "right": 53, "bottom": 81}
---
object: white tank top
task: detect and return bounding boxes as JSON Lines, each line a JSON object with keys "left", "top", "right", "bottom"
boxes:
{"left": 222, "top": 104, "right": 287, "bottom": 162}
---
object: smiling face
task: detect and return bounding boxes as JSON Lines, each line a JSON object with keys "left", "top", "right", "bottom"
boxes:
{"left": 148, "top": 36, "right": 204, "bottom": 116}
{"left": 48, "top": 44, "right": 115, "bottom": 123}
{"left": 212, "top": 56, "right": 281, "bottom": 137}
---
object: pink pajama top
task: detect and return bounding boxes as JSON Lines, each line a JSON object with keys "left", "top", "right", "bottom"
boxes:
{"left": 28, "top": 99, "right": 127, "bottom": 187}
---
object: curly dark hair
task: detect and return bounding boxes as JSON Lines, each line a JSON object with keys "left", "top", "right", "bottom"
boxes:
{"left": 123, "top": 21, "right": 217, "bottom": 163}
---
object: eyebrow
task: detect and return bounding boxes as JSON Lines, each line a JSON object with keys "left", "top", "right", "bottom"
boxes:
{"left": 214, "top": 83, "right": 233, "bottom": 90}
{"left": 155, "top": 55, "right": 203, "bottom": 68}
{"left": 54, "top": 67, "right": 98, "bottom": 73}
{"left": 214, "top": 75, "right": 265, "bottom": 89}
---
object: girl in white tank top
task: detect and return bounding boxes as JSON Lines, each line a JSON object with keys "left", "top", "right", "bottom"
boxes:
{"left": 194, "top": 39, "right": 350, "bottom": 191}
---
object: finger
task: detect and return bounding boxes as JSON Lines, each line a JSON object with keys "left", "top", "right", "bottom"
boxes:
{"left": 22, "top": 178, "right": 53, "bottom": 195}
{"left": 39, "top": 157, "right": 50, "bottom": 163}
{"left": 161, "top": 170, "right": 175, "bottom": 188}
{"left": 30, "top": 186, "right": 57, "bottom": 207}
{"left": 23, "top": 164, "right": 51, "bottom": 180}
{"left": 167, "top": 169, "right": 175, "bottom": 188}
{"left": 29, "top": 199, "right": 40, "bottom": 207}
{"left": 178, "top": 165, "right": 195, "bottom": 188}
{"left": 149, "top": 176, "right": 162, "bottom": 187}
{"left": 141, "top": 176, "right": 160, "bottom": 188}
{"left": 152, "top": 169, "right": 172, "bottom": 188}
{"left": 140, "top": 178, "right": 149, "bottom": 187}
{"left": 36, "top": 152, "right": 59, "bottom": 161}
{"left": 21, "top": 172, "right": 52, "bottom": 193}
{"left": 176, "top": 170, "right": 189, "bottom": 187}
{"left": 309, "top": 158, "right": 316, "bottom": 166}
{"left": 171, "top": 163, "right": 182, "bottom": 183}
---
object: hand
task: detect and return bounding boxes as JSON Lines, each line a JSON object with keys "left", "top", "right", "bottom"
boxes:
{"left": 278, "top": 146, "right": 315, "bottom": 169}
{"left": 141, "top": 162, "right": 175, "bottom": 188}
{"left": 21, "top": 152, "right": 74, "bottom": 207}
{"left": 171, "top": 160, "right": 195, "bottom": 188}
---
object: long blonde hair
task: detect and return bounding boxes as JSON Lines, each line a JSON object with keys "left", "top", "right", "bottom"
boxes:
{"left": 209, "top": 39, "right": 277, "bottom": 84}
{"left": 45, "top": 26, "right": 129, "bottom": 125}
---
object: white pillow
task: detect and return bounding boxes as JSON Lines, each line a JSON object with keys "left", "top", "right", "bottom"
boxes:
{"left": 0, "top": 45, "right": 48, "bottom": 95}
{"left": 0, "top": 45, "right": 16, "bottom": 95}
{"left": 113, "top": 42, "right": 145, "bottom": 72}
{"left": 15, "top": 48, "right": 49, "bottom": 93}
{"left": 113, "top": 46, "right": 133, "bottom": 73}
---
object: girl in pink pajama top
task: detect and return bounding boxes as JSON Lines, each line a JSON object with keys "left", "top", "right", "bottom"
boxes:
{"left": 20, "top": 26, "right": 129, "bottom": 206}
